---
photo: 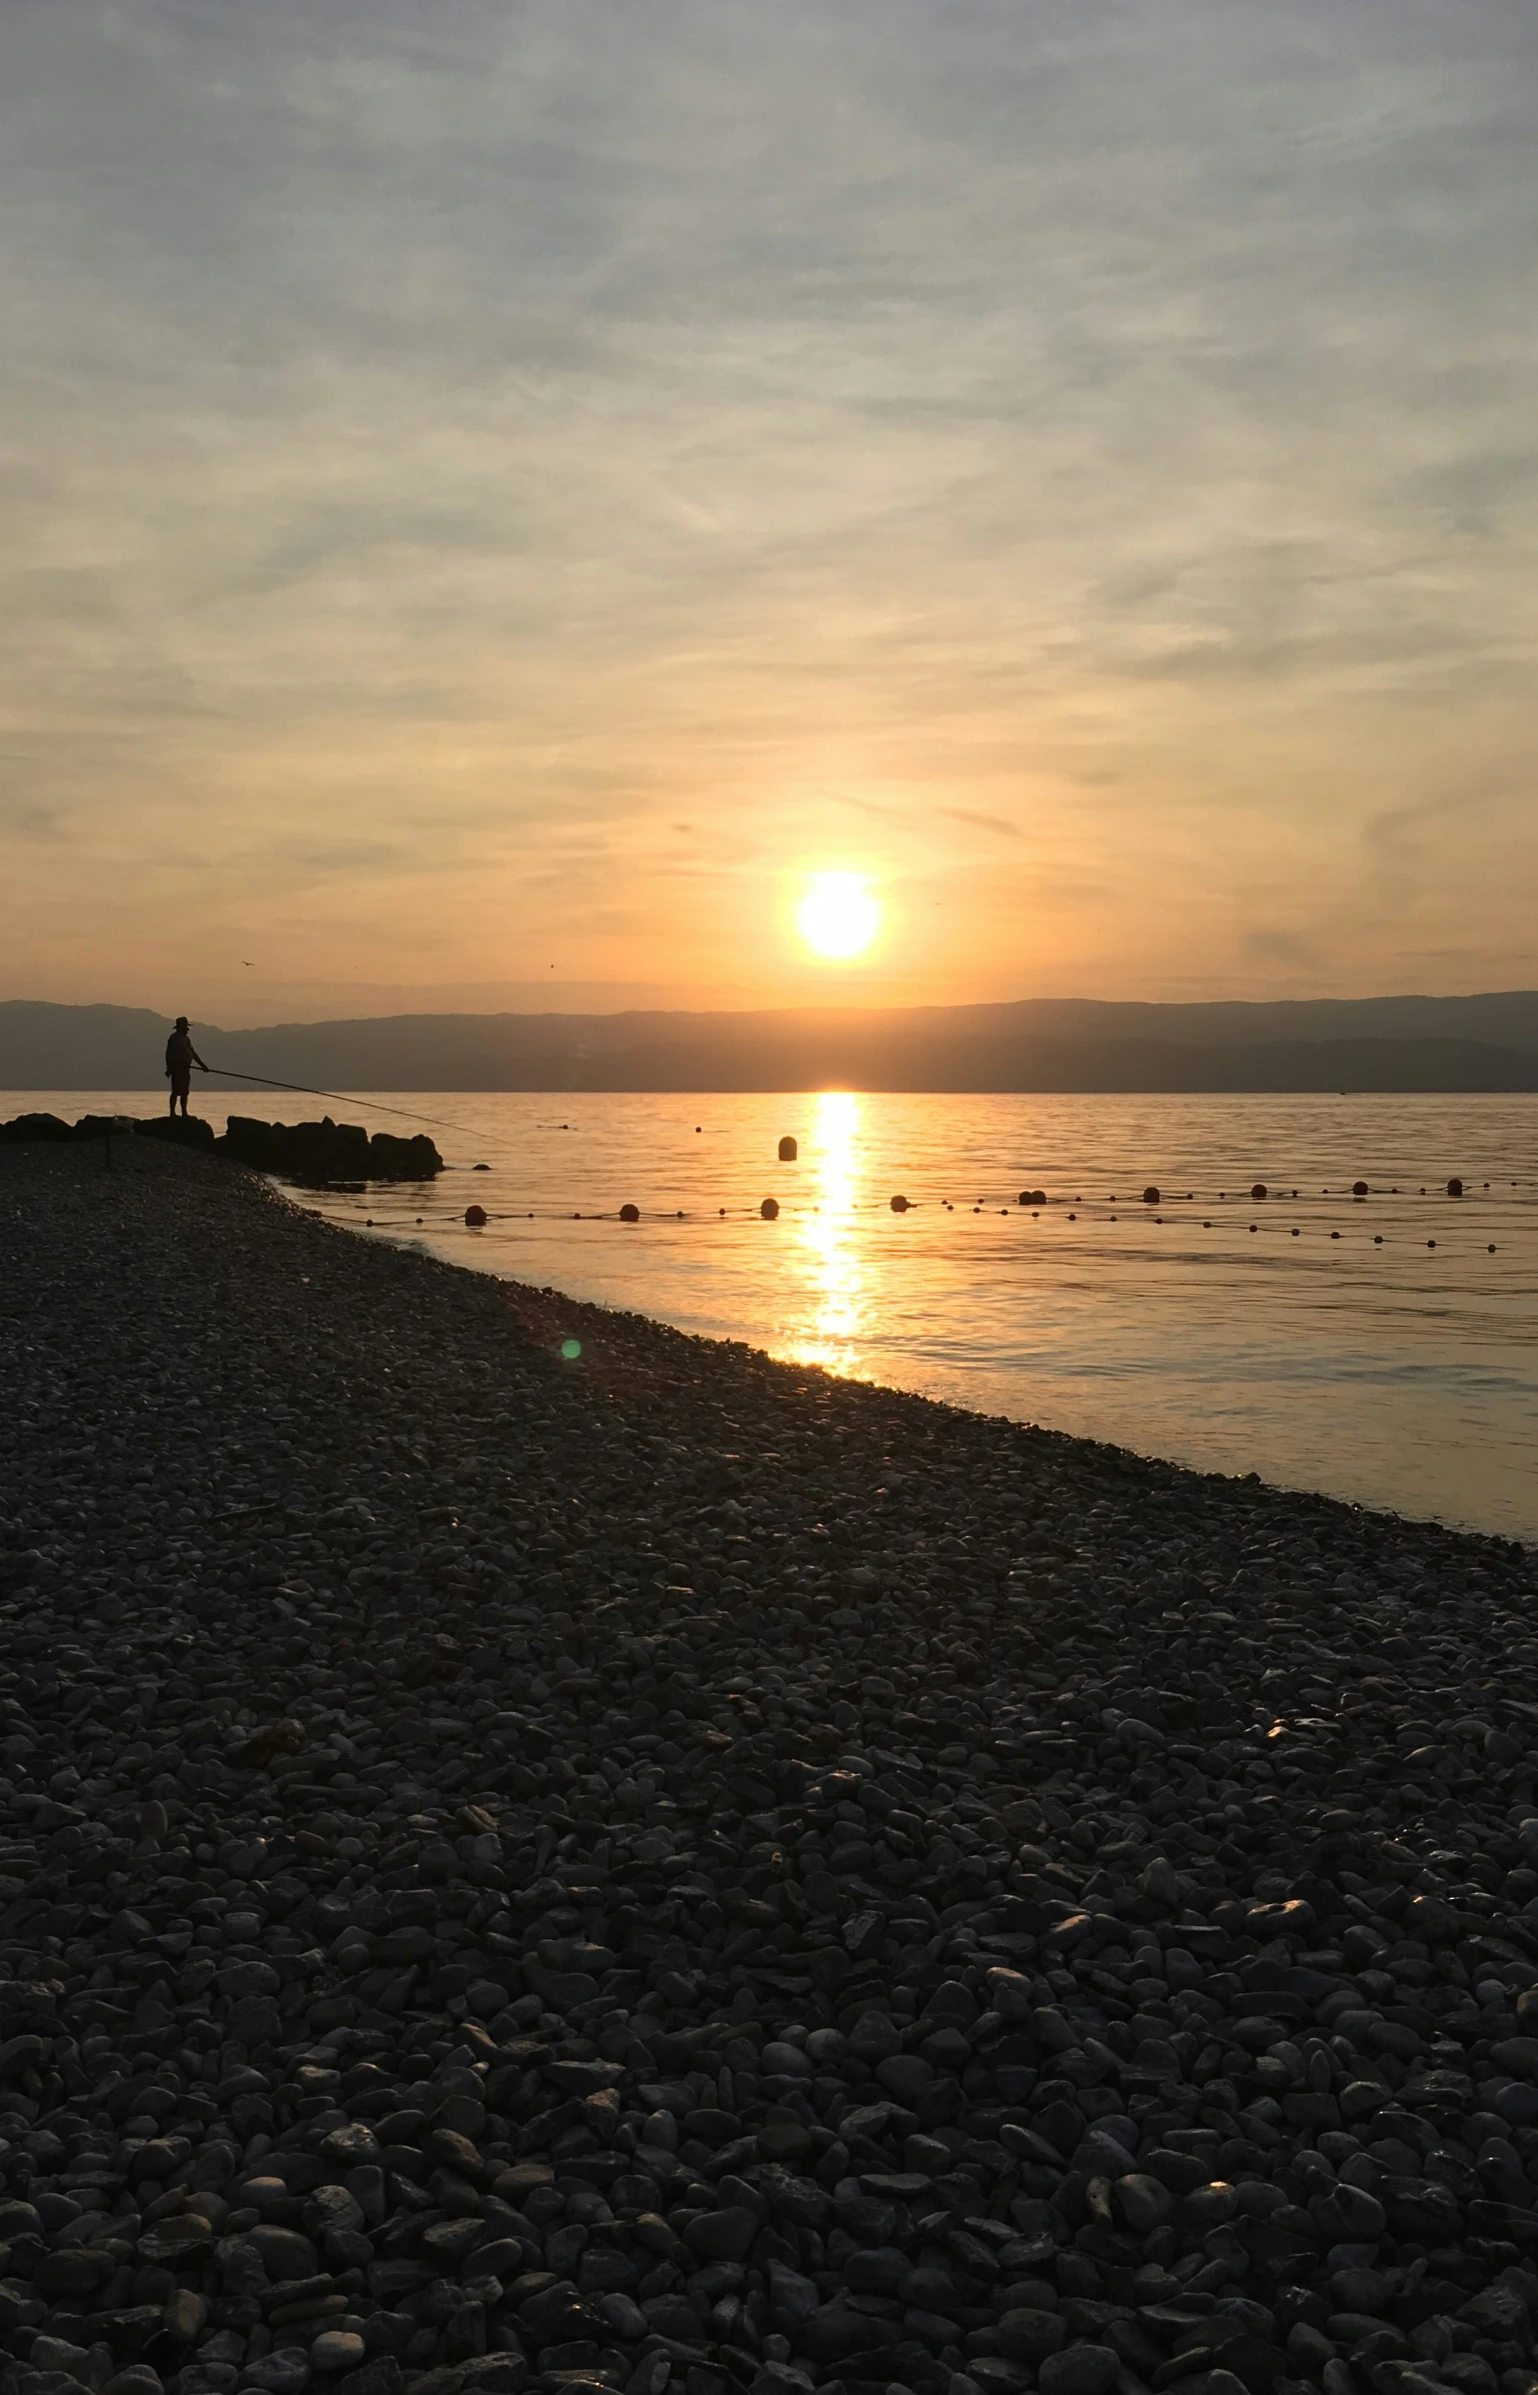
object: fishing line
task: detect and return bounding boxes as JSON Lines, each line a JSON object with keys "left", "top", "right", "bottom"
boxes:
{"left": 197, "top": 1064, "right": 464, "bottom": 1136}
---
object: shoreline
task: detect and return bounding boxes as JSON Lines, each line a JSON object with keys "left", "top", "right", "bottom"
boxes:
{"left": 3, "top": 1138, "right": 1538, "bottom": 2395}
{"left": 6, "top": 1087, "right": 1536, "bottom": 1548}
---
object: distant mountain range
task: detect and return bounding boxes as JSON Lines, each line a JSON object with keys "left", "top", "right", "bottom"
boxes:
{"left": 6, "top": 993, "right": 1538, "bottom": 1094}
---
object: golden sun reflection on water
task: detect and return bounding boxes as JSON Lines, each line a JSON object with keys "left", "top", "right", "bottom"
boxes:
{"left": 789, "top": 1089, "right": 867, "bottom": 1373}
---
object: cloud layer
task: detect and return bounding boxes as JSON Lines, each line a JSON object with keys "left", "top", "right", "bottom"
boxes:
{"left": 2, "top": 0, "right": 1536, "bottom": 1016}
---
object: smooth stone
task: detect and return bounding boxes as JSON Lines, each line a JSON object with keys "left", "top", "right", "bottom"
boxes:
{"left": 1037, "top": 2347, "right": 1119, "bottom": 2395}
{"left": 309, "top": 2334, "right": 365, "bottom": 2373}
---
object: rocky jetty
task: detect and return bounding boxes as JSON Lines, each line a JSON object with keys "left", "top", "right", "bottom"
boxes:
{"left": 213, "top": 1120, "right": 441, "bottom": 1184}
{"left": 0, "top": 1116, "right": 441, "bottom": 1182}
{"left": 3, "top": 1139, "right": 1538, "bottom": 2395}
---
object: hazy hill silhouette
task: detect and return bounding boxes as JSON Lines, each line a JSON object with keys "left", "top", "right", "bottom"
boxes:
{"left": 5, "top": 994, "right": 1538, "bottom": 1092}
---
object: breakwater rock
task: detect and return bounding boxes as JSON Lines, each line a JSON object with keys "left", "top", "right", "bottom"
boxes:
{"left": 0, "top": 1115, "right": 442, "bottom": 1181}
{"left": 0, "top": 1113, "right": 90, "bottom": 1144}
{"left": 3, "top": 1138, "right": 1538, "bottom": 2395}
{"left": 216, "top": 1118, "right": 442, "bottom": 1183}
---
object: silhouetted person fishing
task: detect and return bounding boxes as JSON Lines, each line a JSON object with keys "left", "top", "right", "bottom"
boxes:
{"left": 165, "top": 1017, "right": 208, "bottom": 1118}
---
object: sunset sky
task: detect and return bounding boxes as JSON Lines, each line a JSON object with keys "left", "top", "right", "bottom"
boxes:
{"left": 3, "top": 1, "right": 1536, "bottom": 1025}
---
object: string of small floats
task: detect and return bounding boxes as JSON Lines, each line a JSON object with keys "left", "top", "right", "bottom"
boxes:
{"left": 407, "top": 1167, "right": 1510, "bottom": 1253}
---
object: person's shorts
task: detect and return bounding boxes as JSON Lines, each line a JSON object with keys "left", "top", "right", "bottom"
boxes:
{"left": 170, "top": 1076, "right": 191, "bottom": 1099}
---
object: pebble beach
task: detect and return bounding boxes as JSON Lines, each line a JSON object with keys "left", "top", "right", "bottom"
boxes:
{"left": 5, "top": 1137, "right": 1538, "bottom": 2395}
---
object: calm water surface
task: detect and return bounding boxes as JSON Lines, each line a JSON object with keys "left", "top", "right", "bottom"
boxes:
{"left": 18, "top": 1089, "right": 1538, "bottom": 1540}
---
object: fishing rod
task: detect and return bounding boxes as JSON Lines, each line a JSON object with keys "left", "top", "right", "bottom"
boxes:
{"left": 197, "top": 1064, "right": 465, "bottom": 1136}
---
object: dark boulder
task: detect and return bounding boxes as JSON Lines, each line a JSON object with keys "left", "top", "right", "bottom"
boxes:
{"left": 0, "top": 1112, "right": 74, "bottom": 1142}
{"left": 281, "top": 1117, "right": 370, "bottom": 1179}
{"left": 134, "top": 1114, "right": 217, "bottom": 1150}
{"left": 217, "top": 1115, "right": 283, "bottom": 1168}
{"left": 71, "top": 1114, "right": 135, "bottom": 1140}
{"left": 366, "top": 1131, "right": 442, "bottom": 1178}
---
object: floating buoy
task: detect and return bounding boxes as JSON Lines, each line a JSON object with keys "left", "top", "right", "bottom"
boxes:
{"left": 1353, "top": 1180, "right": 1369, "bottom": 1196}
{"left": 1251, "top": 1182, "right": 1268, "bottom": 1201}
{"left": 1374, "top": 1234, "right": 1383, "bottom": 1244}
{"left": 1291, "top": 1228, "right": 1299, "bottom": 1237}
{"left": 760, "top": 1197, "right": 779, "bottom": 1220}
{"left": 1142, "top": 1186, "right": 1160, "bottom": 1204}
{"left": 1447, "top": 1178, "right": 1463, "bottom": 1197}
{"left": 891, "top": 1194, "right": 910, "bottom": 1212}
{"left": 1427, "top": 1238, "right": 1436, "bottom": 1249}
{"left": 473, "top": 1162, "right": 490, "bottom": 1172}
{"left": 1330, "top": 1231, "right": 1340, "bottom": 1240}
{"left": 778, "top": 1135, "right": 798, "bottom": 1162}
{"left": 619, "top": 1203, "right": 640, "bottom": 1223}
{"left": 1489, "top": 1244, "right": 1497, "bottom": 1253}
{"left": 1017, "top": 1187, "right": 1046, "bottom": 1206}
{"left": 464, "top": 1205, "right": 487, "bottom": 1227}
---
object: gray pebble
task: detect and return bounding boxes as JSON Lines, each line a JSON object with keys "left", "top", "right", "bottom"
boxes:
{"left": 4, "top": 1135, "right": 1538, "bottom": 2395}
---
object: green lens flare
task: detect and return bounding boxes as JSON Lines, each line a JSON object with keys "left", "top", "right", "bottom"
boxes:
{"left": 560, "top": 1337, "right": 582, "bottom": 1360}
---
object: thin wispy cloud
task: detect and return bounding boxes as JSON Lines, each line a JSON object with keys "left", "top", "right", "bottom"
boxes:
{"left": 939, "top": 809, "right": 1024, "bottom": 842}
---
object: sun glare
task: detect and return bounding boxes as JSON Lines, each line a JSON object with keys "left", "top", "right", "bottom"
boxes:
{"left": 797, "top": 871, "right": 880, "bottom": 961}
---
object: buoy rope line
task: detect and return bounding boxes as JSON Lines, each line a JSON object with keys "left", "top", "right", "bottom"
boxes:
{"left": 296, "top": 1137, "right": 1526, "bottom": 1253}
{"left": 336, "top": 1198, "right": 1519, "bottom": 1257}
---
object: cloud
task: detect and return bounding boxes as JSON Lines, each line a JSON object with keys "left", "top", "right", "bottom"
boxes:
{"left": 831, "top": 794, "right": 901, "bottom": 820}
{"left": 1243, "top": 927, "right": 1324, "bottom": 968}
{"left": 938, "top": 807, "right": 1023, "bottom": 840}
{"left": 0, "top": 0, "right": 1536, "bottom": 1004}
{"left": 0, "top": 793, "right": 65, "bottom": 843}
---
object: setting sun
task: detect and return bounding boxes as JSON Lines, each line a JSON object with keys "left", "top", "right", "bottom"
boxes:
{"left": 797, "top": 871, "right": 881, "bottom": 961}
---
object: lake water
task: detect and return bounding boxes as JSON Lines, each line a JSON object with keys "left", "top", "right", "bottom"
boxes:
{"left": 14, "top": 1088, "right": 1538, "bottom": 1541}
